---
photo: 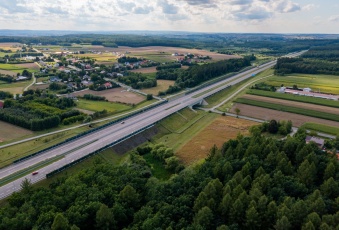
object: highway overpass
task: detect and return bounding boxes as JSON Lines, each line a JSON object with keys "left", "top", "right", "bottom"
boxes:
{"left": 0, "top": 51, "right": 305, "bottom": 199}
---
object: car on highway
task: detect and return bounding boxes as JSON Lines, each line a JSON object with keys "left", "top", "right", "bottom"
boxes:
{"left": 121, "top": 121, "right": 125, "bottom": 124}
{"left": 32, "top": 171, "right": 38, "bottom": 175}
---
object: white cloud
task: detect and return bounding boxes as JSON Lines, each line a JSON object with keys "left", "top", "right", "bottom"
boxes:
{"left": 329, "top": 15, "right": 339, "bottom": 22}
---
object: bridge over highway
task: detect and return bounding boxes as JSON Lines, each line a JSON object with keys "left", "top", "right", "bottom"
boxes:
{"left": 0, "top": 51, "right": 305, "bottom": 199}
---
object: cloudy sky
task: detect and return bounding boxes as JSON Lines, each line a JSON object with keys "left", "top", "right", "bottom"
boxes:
{"left": 0, "top": 0, "right": 337, "bottom": 33}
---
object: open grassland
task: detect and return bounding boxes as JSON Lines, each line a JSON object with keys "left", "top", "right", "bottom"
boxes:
{"left": 230, "top": 104, "right": 339, "bottom": 127}
{"left": 247, "top": 89, "right": 339, "bottom": 108}
{"left": 242, "top": 94, "right": 339, "bottom": 115}
{"left": 0, "top": 80, "right": 32, "bottom": 94}
{"left": 15, "top": 62, "right": 40, "bottom": 71}
{"left": 235, "top": 98, "right": 339, "bottom": 122}
{"left": 130, "top": 67, "right": 157, "bottom": 73}
{"left": 76, "top": 100, "right": 131, "bottom": 113}
{"left": 0, "top": 63, "right": 38, "bottom": 74}
{"left": 71, "top": 88, "right": 145, "bottom": 104}
{"left": 264, "top": 74, "right": 339, "bottom": 94}
{"left": 141, "top": 80, "right": 175, "bottom": 95}
{"left": 0, "top": 121, "right": 33, "bottom": 143}
{"left": 301, "top": 123, "right": 339, "bottom": 136}
{"left": 177, "top": 116, "right": 258, "bottom": 165}
{"left": 156, "top": 111, "right": 218, "bottom": 152}
{"left": 75, "top": 53, "right": 118, "bottom": 63}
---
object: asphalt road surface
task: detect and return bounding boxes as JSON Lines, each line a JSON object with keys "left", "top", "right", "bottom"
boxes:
{"left": 0, "top": 51, "right": 305, "bottom": 199}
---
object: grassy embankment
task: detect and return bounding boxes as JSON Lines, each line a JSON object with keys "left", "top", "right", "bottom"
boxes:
{"left": 235, "top": 98, "right": 339, "bottom": 122}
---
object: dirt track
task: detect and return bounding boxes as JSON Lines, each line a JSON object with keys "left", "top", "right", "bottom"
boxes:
{"left": 231, "top": 104, "right": 339, "bottom": 127}
{"left": 242, "top": 94, "right": 339, "bottom": 115}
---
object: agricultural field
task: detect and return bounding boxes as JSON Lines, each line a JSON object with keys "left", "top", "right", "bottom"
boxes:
{"left": 0, "top": 43, "right": 22, "bottom": 52}
{"left": 0, "top": 80, "right": 32, "bottom": 94}
{"left": 235, "top": 98, "right": 339, "bottom": 122}
{"left": 230, "top": 103, "right": 339, "bottom": 127}
{"left": 0, "top": 63, "right": 38, "bottom": 74}
{"left": 130, "top": 66, "right": 157, "bottom": 73}
{"left": 264, "top": 74, "right": 339, "bottom": 94}
{"left": 109, "top": 46, "right": 240, "bottom": 62}
{"left": 241, "top": 94, "right": 339, "bottom": 115}
{"left": 247, "top": 89, "right": 339, "bottom": 108}
{"left": 75, "top": 53, "right": 118, "bottom": 65}
{"left": 76, "top": 100, "right": 131, "bottom": 113}
{"left": 301, "top": 123, "right": 339, "bottom": 136}
{"left": 176, "top": 116, "right": 258, "bottom": 165}
{"left": 141, "top": 80, "right": 175, "bottom": 95}
{"left": 0, "top": 121, "right": 33, "bottom": 143}
{"left": 71, "top": 88, "right": 145, "bottom": 104}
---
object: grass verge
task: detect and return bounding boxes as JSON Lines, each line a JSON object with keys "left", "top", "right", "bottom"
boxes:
{"left": 301, "top": 123, "right": 339, "bottom": 136}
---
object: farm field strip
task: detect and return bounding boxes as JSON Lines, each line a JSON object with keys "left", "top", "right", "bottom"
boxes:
{"left": 241, "top": 94, "right": 339, "bottom": 115}
{"left": 230, "top": 104, "right": 339, "bottom": 127}
{"left": 235, "top": 98, "right": 339, "bottom": 122}
{"left": 247, "top": 89, "right": 339, "bottom": 108}
{"left": 300, "top": 123, "right": 339, "bottom": 136}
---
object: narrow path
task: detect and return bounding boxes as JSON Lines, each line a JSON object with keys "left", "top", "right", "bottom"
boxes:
{"left": 24, "top": 73, "right": 36, "bottom": 92}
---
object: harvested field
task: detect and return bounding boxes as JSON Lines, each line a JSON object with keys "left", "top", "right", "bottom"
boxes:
{"left": 242, "top": 94, "right": 339, "bottom": 115}
{"left": 130, "top": 67, "right": 157, "bottom": 73}
{"left": 176, "top": 116, "right": 258, "bottom": 165}
{"left": 30, "top": 83, "right": 50, "bottom": 90}
{"left": 86, "top": 46, "right": 239, "bottom": 62}
{"left": 230, "top": 103, "right": 339, "bottom": 127}
{"left": 71, "top": 88, "right": 145, "bottom": 104}
{"left": 0, "top": 121, "right": 33, "bottom": 143}
{"left": 0, "top": 70, "right": 16, "bottom": 76}
{"left": 15, "top": 63, "right": 40, "bottom": 71}
{"left": 142, "top": 80, "right": 175, "bottom": 95}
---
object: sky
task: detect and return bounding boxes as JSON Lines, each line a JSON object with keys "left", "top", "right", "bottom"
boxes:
{"left": 0, "top": 0, "right": 338, "bottom": 34}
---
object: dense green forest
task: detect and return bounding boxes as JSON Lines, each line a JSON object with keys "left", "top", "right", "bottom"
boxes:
{"left": 118, "top": 73, "right": 157, "bottom": 89}
{"left": 275, "top": 45, "right": 339, "bottom": 75}
{"left": 157, "top": 57, "right": 251, "bottom": 95}
{"left": 0, "top": 89, "right": 82, "bottom": 130}
{"left": 0, "top": 129, "right": 338, "bottom": 229}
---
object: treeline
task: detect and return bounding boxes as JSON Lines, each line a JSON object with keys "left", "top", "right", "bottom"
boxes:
{"left": 274, "top": 57, "right": 339, "bottom": 75}
{"left": 156, "top": 63, "right": 182, "bottom": 70}
{"left": 0, "top": 91, "right": 12, "bottom": 99}
{"left": 0, "top": 129, "right": 338, "bottom": 229}
{"left": 302, "top": 45, "right": 339, "bottom": 61}
{"left": 0, "top": 90, "right": 82, "bottom": 130}
{"left": 118, "top": 73, "right": 157, "bottom": 89}
{"left": 83, "top": 94, "right": 106, "bottom": 101}
{"left": 118, "top": 56, "right": 142, "bottom": 63}
{"left": 158, "top": 57, "right": 251, "bottom": 95}
{"left": 0, "top": 75, "right": 13, "bottom": 83}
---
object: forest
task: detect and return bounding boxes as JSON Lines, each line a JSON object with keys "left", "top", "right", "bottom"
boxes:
{"left": 0, "top": 89, "right": 81, "bottom": 130}
{"left": 275, "top": 45, "right": 339, "bottom": 75}
{"left": 157, "top": 57, "right": 251, "bottom": 95}
{"left": 118, "top": 73, "right": 157, "bottom": 89}
{"left": 0, "top": 129, "right": 338, "bottom": 230}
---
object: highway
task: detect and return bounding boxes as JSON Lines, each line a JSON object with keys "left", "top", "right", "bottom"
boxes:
{"left": 0, "top": 51, "right": 305, "bottom": 199}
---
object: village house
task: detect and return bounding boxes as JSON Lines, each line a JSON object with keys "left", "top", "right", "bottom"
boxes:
{"left": 305, "top": 136, "right": 325, "bottom": 149}
{"left": 104, "top": 82, "right": 113, "bottom": 89}
{"left": 0, "top": 101, "right": 4, "bottom": 109}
